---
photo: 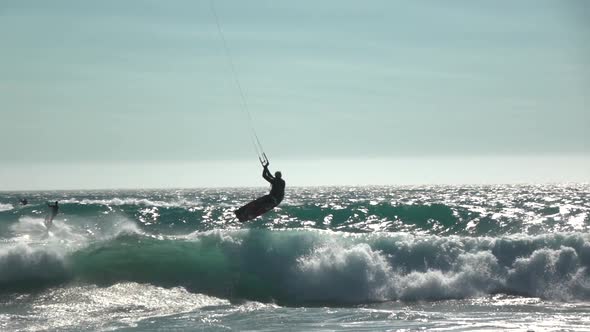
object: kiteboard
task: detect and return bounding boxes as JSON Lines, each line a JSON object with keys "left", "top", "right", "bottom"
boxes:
{"left": 235, "top": 195, "right": 277, "bottom": 222}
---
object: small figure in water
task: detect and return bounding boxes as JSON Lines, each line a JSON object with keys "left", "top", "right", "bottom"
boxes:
{"left": 235, "top": 159, "right": 285, "bottom": 222}
{"left": 20, "top": 198, "right": 28, "bottom": 206}
{"left": 45, "top": 201, "right": 59, "bottom": 228}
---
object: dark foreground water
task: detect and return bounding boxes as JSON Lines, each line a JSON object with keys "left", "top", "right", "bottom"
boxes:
{"left": 1, "top": 185, "right": 589, "bottom": 331}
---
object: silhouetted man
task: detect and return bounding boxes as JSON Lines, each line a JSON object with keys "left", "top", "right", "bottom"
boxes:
{"left": 262, "top": 160, "right": 285, "bottom": 206}
{"left": 235, "top": 160, "right": 285, "bottom": 222}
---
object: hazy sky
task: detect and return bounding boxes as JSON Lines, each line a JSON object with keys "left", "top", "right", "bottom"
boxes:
{"left": 1, "top": 0, "right": 589, "bottom": 189}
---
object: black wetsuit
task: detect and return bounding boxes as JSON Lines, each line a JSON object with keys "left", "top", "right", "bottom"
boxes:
{"left": 263, "top": 167, "right": 285, "bottom": 205}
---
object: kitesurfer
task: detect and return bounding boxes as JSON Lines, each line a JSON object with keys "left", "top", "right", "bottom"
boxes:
{"left": 262, "top": 160, "right": 285, "bottom": 206}
{"left": 45, "top": 201, "right": 59, "bottom": 228}
{"left": 234, "top": 159, "right": 285, "bottom": 222}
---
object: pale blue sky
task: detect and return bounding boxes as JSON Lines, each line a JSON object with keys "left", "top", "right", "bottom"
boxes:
{"left": 0, "top": 0, "right": 589, "bottom": 189}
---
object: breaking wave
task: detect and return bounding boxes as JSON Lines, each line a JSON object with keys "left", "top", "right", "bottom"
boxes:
{"left": 1, "top": 229, "right": 589, "bottom": 305}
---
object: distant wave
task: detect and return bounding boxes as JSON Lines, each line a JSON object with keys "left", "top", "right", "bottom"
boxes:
{"left": 59, "top": 197, "right": 202, "bottom": 208}
{"left": 1, "top": 230, "right": 589, "bottom": 304}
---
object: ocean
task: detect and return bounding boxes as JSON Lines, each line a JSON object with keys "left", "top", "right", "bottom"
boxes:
{"left": 0, "top": 184, "right": 589, "bottom": 331}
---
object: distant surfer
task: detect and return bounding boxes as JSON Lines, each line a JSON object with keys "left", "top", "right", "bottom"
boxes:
{"left": 235, "top": 158, "right": 285, "bottom": 222}
{"left": 20, "top": 198, "right": 28, "bottom": 205}
{"left": 45, "top": 201, "right": 59, "bottom": 228}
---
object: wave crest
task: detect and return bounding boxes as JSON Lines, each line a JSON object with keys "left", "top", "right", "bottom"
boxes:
{"left": 0, "top": 244, "right": 70, "bottom": 290}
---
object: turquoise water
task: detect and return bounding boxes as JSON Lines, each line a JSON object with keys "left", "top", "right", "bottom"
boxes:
{"left": 1, "top": 185, "right": 589, "bottom": 331}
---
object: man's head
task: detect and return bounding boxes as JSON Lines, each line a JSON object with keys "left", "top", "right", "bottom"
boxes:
{"left": 275, "top": 171, "right": 282, "bottom": 179}
{"left": 55, "top": 201, "right": 58, "bottom": 205}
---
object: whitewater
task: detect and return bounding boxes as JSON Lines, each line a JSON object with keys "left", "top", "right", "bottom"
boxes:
{"left": 1, "top": 184, "right": 589, "bottom": 331}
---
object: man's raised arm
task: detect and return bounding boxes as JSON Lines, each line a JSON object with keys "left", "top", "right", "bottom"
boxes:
{"left": 262, "top": 165, "right": 274, "bottom": 183}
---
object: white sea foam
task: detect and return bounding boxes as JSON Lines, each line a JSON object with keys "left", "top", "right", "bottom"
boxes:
{"left": 20, "top": 283, "right": 228, "bottom": 331}
{"left": 60, "top": 197, "right": 202, "bottom": 208}
{"left": 287, "top": 231, "right": 590, "bottom": 302}
{"left": 0, "top": 203, "right": 14, "bottom": 212}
